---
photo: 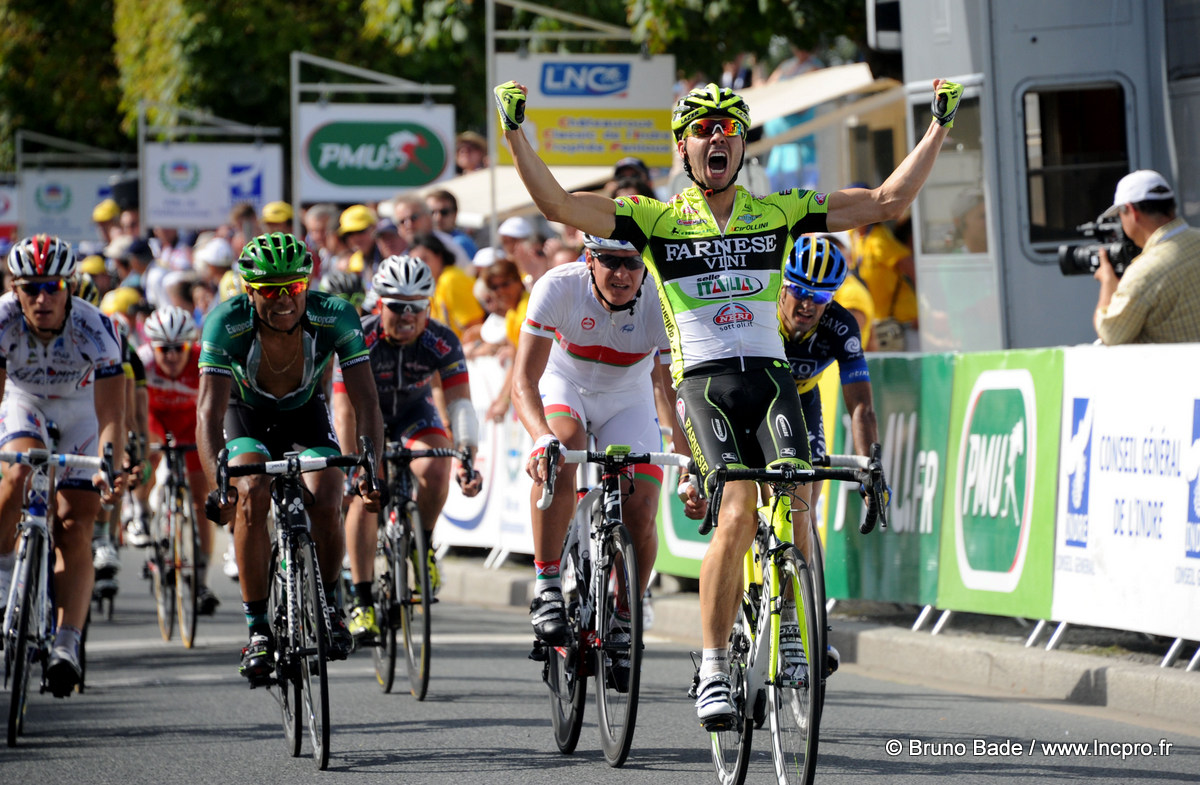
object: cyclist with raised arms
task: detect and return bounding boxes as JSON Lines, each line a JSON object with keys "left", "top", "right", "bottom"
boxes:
{"left": 197, "top": 233, "right": 383, "bottom": 684}
{"left": 136, "top": 305, "right": 220, "bottom": 614}
{"left": 495, "top": 76, "right": 961, "bottom": 728}
{"left": 330, "top": 254, "right": 481, "bottom": 644}
{"left": 0, "top": 235, "right": 125, "bottom": 696}
{"left": 512, "top": 234, "right": 684, "bottom": 661}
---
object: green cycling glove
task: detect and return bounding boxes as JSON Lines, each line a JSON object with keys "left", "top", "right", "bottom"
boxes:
{"left": 931, "top": 81, "right": 964, "bottom": 128}
{"left": 494, "top": 81, "right": 526, "bottom": 131}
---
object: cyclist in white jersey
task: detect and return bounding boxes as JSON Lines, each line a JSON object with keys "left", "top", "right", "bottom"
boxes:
{"left": 0, "top": 235, "right": 125, "bottom": 696}
{"left": 513, "top": 235, "right": 687, "bottom": 651}
{"left": 496, "top": 76, "right": 963, "bottom": 727}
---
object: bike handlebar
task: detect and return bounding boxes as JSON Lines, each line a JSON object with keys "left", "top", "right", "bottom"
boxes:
{"left": 536, "top": 442, "right": 691, "bottom": 511}
{"left": 216, "top": 435, "right": 377, "bottom": 506}
{"left": 383, "top": 442, "right": 478, "bottom": 489}
{"left": 0, "top": 444, "right": 118, "bottom": 493}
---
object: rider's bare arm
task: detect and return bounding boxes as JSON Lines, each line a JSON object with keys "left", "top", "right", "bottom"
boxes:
{"left": 841, "top": 380, "right": 879, "bottom": 459}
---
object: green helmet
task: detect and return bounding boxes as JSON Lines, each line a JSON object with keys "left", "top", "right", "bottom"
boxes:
{"left": 237, "top": 232, "right": 312, "bottom": 282}
{"left": 671, "top": 83, "right": 751, "bottom": 141}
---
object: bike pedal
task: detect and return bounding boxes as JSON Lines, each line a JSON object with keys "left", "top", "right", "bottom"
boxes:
{"left": 701, "top": 714, "right": 737, "bottom": 732}
{"left": 528, "top": 642, "right": 548, "bottom": 662}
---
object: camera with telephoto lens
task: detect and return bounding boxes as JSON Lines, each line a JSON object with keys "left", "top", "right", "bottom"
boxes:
{"left": 1057, "top": 217, "right": 1139, "bottom": 277}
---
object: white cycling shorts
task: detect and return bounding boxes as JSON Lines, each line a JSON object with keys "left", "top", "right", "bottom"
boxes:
{"left": 539, "top": 369, "right": 662, "bottom": 455}
{"left": 0, "top": 389, "right": 100, "bottom": 490}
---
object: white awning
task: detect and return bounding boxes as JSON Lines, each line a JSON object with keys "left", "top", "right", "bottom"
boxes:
{"left": 738, "top": 62, "right": 884, "bottom": 129}
{"left": 425, "top": 165, "right": 613, "bottom": 229}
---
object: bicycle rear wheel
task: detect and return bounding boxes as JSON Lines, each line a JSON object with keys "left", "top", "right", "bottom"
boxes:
{"left": 151, "top": 507, "right": 175, "bottom": 642}
{"left": 806, "top": 524, "right": 828, "bottom": 723}
{"left": 769, "top": 546, "right": 820, "bottom": 785}
{"left": 296, "top": 534, "right": 331, "bottom": 770}
{"left": 399, "top": 504, "right": 431, "bottom": 701}
{"left": 547, "top": 522, "right": 587, "bottom": 754}
{"left": 269, "top": 544, "right": 302, "bottom": 758}
{"left": 6, "top": 533, "right": 41, "bottom": 747}
{"left": 174, "top": 489, "right": 199, "bottom": 649}
{"left": 595, "top": 522, "right": 642, "bottom": 767}
{"left": 372, "top": 521, "right": 397, "bottom": 693}
{"left": 709, "top": 603, "right": 754, "bottom": 785}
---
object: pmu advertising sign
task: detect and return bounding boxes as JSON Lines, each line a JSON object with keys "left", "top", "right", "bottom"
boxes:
{"left": 936, "top": 350, "right": 1062, "bottom": 619}
{"left": 495, "top": 53, "right": 675, "bottom": 168}
{"left": 297, "top": 103, "right": 454, "bottom": 202}
{"left": 18, "top": 169, "right": 122, "bottom": 247}
{"left": 1051, "top": 345, "right": 1200, "bottom": 640}
{"left": 143, "top": 143, "right": 283, "bottom": 229}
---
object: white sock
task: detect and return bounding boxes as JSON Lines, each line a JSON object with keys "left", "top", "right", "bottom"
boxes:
{"left": 699, "top": 647, "right": 728, "bottom": 680}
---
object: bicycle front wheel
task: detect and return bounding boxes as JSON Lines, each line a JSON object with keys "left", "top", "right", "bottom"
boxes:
{"left": 372, "top": 521, "right": 397, "bottom": 693}
{"left": 6, "top": 532, "right": 42, "bottom": 746}
{"left": 806, "top": 525, "right": 828, "bottom": 724}
{"left": 709, "top": 602, "right": 754, "bottom": 785}
{"left": 399, "top": 507, "right": 431, "bottom": 700}
{"left": 268, "top": 544, "right": 302, "bottom": 758}
{"left": 296, "top": 534, "right": 331, "bottom": 770}
{"left": 174, "top": 489, "right": 200, "bottom": 649}
{"left": 150, "top": 506, "right": 175, "bottom": 642}
{"left": 547, "top": 522, "right": 586, "bottom": 754}
{"left": 595, "top": 522, "right": 642, "bottom": 767}
{"left": 769, "top": 546, "right": 820, "bottom": 785}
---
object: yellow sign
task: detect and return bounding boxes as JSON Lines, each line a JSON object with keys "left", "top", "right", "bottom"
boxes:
{"left": 497, "top": 108, "right": 674, "bottom": 168}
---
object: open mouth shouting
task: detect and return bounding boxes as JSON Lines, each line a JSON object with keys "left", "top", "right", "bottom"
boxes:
{"left": 707, "top": 149, "right": 730, "bottom": 180}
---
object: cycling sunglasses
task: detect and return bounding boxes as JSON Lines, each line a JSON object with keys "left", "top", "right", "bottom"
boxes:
{"left": 593, "top": 252, "right": 645, "bottom": 272}
{"left": 383, "top": 297, "right": 430, "bottom": 316}
{"left": 246, "top": 278, "right": 308, "bottom": 299}
{"left": 784, "top": 281, "right": 836, "bottom": 306}
{"left": 682, "top": 117, "right": 747, "bottom": 140}
{"left": 17, "top": 279, "right": 68, "bottom": 297}
{"left": 153, "top": 341, "right": 191, "bottom": 355}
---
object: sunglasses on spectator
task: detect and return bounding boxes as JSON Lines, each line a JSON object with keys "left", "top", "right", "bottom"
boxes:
{"left": 153, "top": 341, "right": 190, "bottom": 355}
{"left": 431, "top": 208, "right": 455, "bottom": 217}
{"left": 383, "top": 298, "right": 430, "bottom": 315}
{"left": 592, "top": 253, "right": 645, "bottom": 272}
{"left": 784, "top": 282, "right": 835, "bottom": 305}
{"left": 246, "top": 278, "right": 308, "bottom": 299}
{"left": 682, "top": 117, "right": 747, "bottom": 139}
{"left": 17, "top": 279, "right": 67, "bottom": 297}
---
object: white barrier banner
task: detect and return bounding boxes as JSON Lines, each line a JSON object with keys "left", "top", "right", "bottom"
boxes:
{"left": 435, "top": 356, "right": 534, "bottom": 556}
{"left": 143, "top": 143, "right": 283, "bottom": 229}
{"left": 1052, "top": 344, "right": 1200, "bottom": 639}
{"left": 18, "top": 169, "right": 122, "bottom": 247}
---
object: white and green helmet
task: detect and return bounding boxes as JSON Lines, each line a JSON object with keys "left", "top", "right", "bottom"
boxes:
{"left": 236, "top": 232, "right": 312, "bottom": 282}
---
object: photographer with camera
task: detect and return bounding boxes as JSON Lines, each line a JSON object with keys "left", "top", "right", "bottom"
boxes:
{"left": 1091, "top": 170, "right": 1200, "bottom": 344}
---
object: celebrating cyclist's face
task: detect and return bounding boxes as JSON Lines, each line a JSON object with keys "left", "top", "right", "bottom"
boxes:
{"left": 678, "top": 115, "right": 745, "bottom": 191}
{"left": 586, "top": 249, "right": 645, "bottom": 309}
{"left": 780, "top": 286, "right": 826, "bottom": 339}
{"left": 13, "top": 276, "right": 70, "bottom": 334}
{"left": 379, "top": 295, "right": 429, "bottom": 345}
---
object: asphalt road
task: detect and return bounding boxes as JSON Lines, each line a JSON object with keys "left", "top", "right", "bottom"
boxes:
{"left": 4, "top": 558, "right": 1197, "bottom": 784}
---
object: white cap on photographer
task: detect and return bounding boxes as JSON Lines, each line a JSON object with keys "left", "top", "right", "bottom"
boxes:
{"left": 1100, "top": 170, "right": 1174, "bottom": 218}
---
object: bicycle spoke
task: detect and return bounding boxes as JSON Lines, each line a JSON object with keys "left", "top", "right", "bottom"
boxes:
{"left": 151, "top": 508, "right": 175, "bottom": 642}
{"left": 175, "top": 490, "right": 199, "bottom": 649}
{"left": 297, "top": 536, "right": 331, "bottom": 770}
{"left": 595, "top": 522, "right": 642, "bottom": 767}
{"left": 6, "top": 534, "right": 42, "bottom": 747}
{"left": 769, "top": 546, "right": 820, "bottom": 785}
{"left": 399, "top": 504, "right": 431, "bottom": 701}
{"left": 547, "top": 521, "right": 586, "bottom": 754}
{"left": 709, "top": 603, "right": 754, "bottom": 785}
{"left": 372, "top": 521, "right": 397, "bottom": 693}
{"left": 269, "top": 544, "right": 302, "bottom": 758}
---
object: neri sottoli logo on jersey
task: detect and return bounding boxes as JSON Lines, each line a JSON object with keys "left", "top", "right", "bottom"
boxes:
{"left": 954, "top": 369, "right": 1036, "bottom": 591}
{"left": 1064, "top": 397, "right": 1093, "bottom": 548}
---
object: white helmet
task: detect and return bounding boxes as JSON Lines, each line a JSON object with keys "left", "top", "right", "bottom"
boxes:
{"left": 582, "top": 234, "right": 637, "bottom": 253}
{"left": 8, "top": 234, "right": 77, "bottom": 278}
{"left": 373, "top": 254, "right": 435, "bottom": 298}
{"left": 144, "top": 305, "right": 198, "bottom": 344}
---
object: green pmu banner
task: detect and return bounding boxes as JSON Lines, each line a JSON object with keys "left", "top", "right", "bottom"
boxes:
{"left": 935, "top": 349, "right": 1063, "bottom": 619}
{"left": 655, "top": 472, "right": 707, "bottom": 580}
{"left": 823, "top": 354, "right": 954, "bottom": 605}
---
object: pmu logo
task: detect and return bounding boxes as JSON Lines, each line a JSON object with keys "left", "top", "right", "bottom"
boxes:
{"left": 308, "top": 122, "right": 447, "bottom": 187}
{"left": 714, "top": 303, "right": 753, "bottom": 327}
{"left": 1187, "top": 399, "right": 1200, "bottom": 559}
{"left": 541, "top": 63, "right": 630, "bottom": 96}
{"left": 1064, "top": 397, "right": 1094, "bottom": 548}
{"left": 229, "top": 163, "right": 264, "bottom": 203}
{"left": 953, "top": 369, "right": 1036, "bottom": 592}
{"left": 161, "top": 159, "right": 200, "bottom": 193}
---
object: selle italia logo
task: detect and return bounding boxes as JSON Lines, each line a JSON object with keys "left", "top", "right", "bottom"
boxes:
{"left": 953, "top": 368, "right": 1036, "bottom": 592}
{"left": 307, "top": 122, "right": 447, "bottom": 187}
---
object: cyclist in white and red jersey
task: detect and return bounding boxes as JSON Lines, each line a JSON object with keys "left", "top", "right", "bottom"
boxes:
{"left": 0, "top": 235, "right": 125, "bottom": 696}
{"left": 496, "top": 76, "right": 962, "bottom": 728}
{"left": 513, "top": 234, "right": 686, "bottom": 666}
{"left": 135, "top": 305, "right": 219, "bottom": 614}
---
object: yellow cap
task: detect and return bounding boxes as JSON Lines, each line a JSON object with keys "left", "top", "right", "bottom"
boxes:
{"left": 338, "top": 204, "right": 376, "bottom": 235}
{"left": 92, "top": 198, "right": 120, "bottom": 223}
{"left": 218, "top": 269, "right": 245, "bottom": 302}
{"left": 79, "top": 255, "right": 108, "bottom": 276}
{"left": 261, "top": 200, "right": 293, "bottom": 223}
{"left": 100, "top": 286, "right": 143, "bottom": 316}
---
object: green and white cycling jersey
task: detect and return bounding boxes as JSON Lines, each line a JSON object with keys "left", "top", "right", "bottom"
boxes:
{"left": 611, "top": 186, "right": 829, "bottom": 385}
{"left": 198, "top": 290, "right": 370, "bottom": 411}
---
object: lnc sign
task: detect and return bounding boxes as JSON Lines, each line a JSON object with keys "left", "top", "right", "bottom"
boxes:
{"left": 540, "top": 63, "right": 631, "bottom": 96}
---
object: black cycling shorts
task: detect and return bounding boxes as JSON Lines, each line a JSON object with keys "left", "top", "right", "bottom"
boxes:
{"left": 798, "top": 387, "right": 826, "bottom": 465}
{"left": 223, "top": 391, "right": 340, "bottom": 460}
{"left": 675, "top": 359, "right": 811, "bottom": 487}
